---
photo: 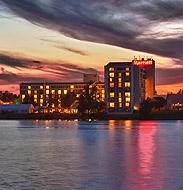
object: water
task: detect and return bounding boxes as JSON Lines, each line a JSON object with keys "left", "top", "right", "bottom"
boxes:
{"left": 1, "top": 120, "right": 183, "bottom": 190}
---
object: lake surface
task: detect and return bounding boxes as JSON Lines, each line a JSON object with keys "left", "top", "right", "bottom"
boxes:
{"left": 1, "top": 120, "right": 183, "bottom": 190}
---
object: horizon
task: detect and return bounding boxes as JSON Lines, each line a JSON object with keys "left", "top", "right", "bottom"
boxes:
{"left": 0, "top": 0, "right": 183, "bottom": 95}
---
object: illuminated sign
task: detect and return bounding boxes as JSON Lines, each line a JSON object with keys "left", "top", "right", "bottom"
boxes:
{"left": 133, "top": 60, "right": 153, "bottom": 66}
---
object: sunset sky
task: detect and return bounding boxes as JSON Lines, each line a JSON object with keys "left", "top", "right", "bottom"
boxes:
{"left": 0, "top": 0, "right": 183, "bottom": 94}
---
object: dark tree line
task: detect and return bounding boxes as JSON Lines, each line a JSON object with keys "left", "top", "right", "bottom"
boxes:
{"left": 0, "top": 91, "right": 19, "bottom": 104}
{"left": 140, "top": 97, "right": 167, "bottom": 117}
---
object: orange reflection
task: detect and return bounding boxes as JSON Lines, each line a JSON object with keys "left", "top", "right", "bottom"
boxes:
{"left": 124, "top": 120, "right": 132, "bottom": 130}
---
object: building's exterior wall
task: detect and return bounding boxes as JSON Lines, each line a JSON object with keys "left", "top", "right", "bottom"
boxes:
{"left": 105, "top": 62, "right": 133, "bottom": 114}
{"left": 20, "top": 82, "right": 105, "bottom": 108}
{"left": 105, "top": 59, "right": 154, "bottom": 114}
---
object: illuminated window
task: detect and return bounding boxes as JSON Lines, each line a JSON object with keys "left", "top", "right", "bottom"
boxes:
{"left": 110, "top": 103, "right": 115, "bottom": 107}
{"left": 126, "top": 72, "right": 130, "bottom": 76}
{"left": 34, "top": 95, "right": 37, "bottom": 99}
{"left": 64, "top": 90, "right": 67, "bottom": 94}
{"left": 109, "top": 68, "right": 114, "bottom": 71}
{"left": 119, "top": 78, "right": 121, "bottom": 82}
{"left": 110, "top": 92, "right": 114, "bottom": 97}
{"left": 46, "top": 85, "right": 49, "bottom": 89}
{"left": 125, "top": 82, "right": 130, "bottom": 87}
{"left": 28, "top": 90, "right": 31, "bottom": 95}
{"left": 22, "top": 95, "right": 25, "bottom": 100}
{"left": 34, "top": 99, "right": 37, "bottom": 103}
{"left": 102, "top": 90, "right": 105, "bottom": 94}
{"left": 52, "top": 104, "right": 55, "bottom": 108}
{"left": 70, "top": 85, "right": 74, "bottom": 89}
{"left": 51, "top": 90, "right": 55, "bottom": 94}
{"left": 110, "top": 83, "right": 114, "bottom": 87}
{"left": 102, "top": 94, "right": 105, "bottom": 98}
{"left": 76, "top": 94, "right": 80, "bottom": 98}
{"left": 134, "top": 106, "right": 138, "bottom": 110}
{"left": 125, "top": 103, "right": 130, "bottom": 107}
{"left": 126, "top": 67, "right": 129, "bottom": 71}
{"left": 40, "top": 86, "right": 43, "bottom": 89}
{"left": 119, "top": 103, "right": 122, "bottom": 107}
{"left": 40, "top": 103, "right": 43, "bottom": 107}
{"left": 119, "top": 98, "right": 122, "bottom": 102}
{"left": 109, "top": 73, "right": 114, "bottom": 77}
{"left": 40, "top": 99, "right": 43, "bottom": 103}
{"left": 126, "top": 97, "right": 130, "bottom": 102}
{"left": 28, "top": 86, "right": 31, "bottom": 89}
{"left": 110, "top": 78, "right": 113, "bottom": 82}
{"left": 58, "top": 90, "right": 61, "bottom": 94}
{"left": 34, "top": 90, "right": 37, "bottom": 94}
{"left": 125, "top": 92, "right": 130, "bottom": 97}
{"left": 119, "top": 93, "right": 121, "bottom": 97}
{"left": 46, "top": 90, "right": 49, "bottom": 94}
{"left": 118, "top": 83, "right": 121, "bottom": 87}
{"left": 118, "top": 73, "right": 121, "bottom": 77}
{"left": 40, "top": 95, "right": 43, "bottom": 98}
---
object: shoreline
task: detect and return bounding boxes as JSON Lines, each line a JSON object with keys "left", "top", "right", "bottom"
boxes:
{"left": 0, "top": 110, "right": 183, "bottom": 120}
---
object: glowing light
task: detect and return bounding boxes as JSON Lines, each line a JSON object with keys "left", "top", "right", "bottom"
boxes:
{"left": 125, "top": 82, "right": 130, "bottom": 87}
{"left": 28, "top": 86, "right": 31, "bottom": 89}
{"left": 110, "top": 92, "right": 114, "bottom": 97}
{"left": 40, "top": 86, "right": 43, "bottom": 89}
{"left": 64, "top": 90, "right": 67, "bottom": 94}
{"left": 109, "top": 73, "right": 114, "bottom": 77}
{"left": 109, "top": 68, "right": 114, "bottom": 71}
{"left": 110, "top": 102, "right": 115, "bottom": 107}
{"left": 58, "top": 90, "right": 61, "bottom": 94}
{"left": 110, "top": 83, "right": 114, "bottom": 87}
{"left": 133, "top": 60, "right": 153, "bottom": 66}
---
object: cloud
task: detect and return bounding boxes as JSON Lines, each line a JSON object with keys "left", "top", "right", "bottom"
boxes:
{"left": 1, "top": 0, "right": 183, "bottom": 61}
{"left": 0, "top": 52, "right": 44, "bottom": 69}
{"left": 0, "top": 52, "right": 103, "bottom": 84}
{"left": 156, "top": 68, "right": 183, "bottom": 85}
{"left": 39, "top": 38, "right": 88, "bottom": 56}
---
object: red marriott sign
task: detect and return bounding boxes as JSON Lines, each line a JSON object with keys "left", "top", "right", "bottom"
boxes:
{"left": 133, "top": 60, "right": 153, "bottom": 66}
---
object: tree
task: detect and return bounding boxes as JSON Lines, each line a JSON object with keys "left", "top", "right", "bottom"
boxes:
{"left": 0, "top": 91, "right": 19, "bottom": 103}
{"left": 153, "top": 97, "right": 167, "bottom": 111}
{"left": 139, "top": 97, "right": 154, "bottom": 117}
{"left": 61, "top": 91, "right": 76, "bottom": 110}
{"left": 77, "top": 83, "right": 105, "bottom": 115}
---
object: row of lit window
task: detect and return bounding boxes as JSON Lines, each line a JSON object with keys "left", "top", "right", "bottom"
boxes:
{"left": 109, "top": 72, "right": 130, "bottom": 78}
{"left": 110, "top": 102, "right": 130, "bottom": 107}
{"left": 28, "top": 85, "right": 77, "bottom": 90}
{"left": 109, "top": 92, "right": 130, "bottom": 97}
{"left": 109, "top": 67, "right": 130, "bottom": 71}
{"left": 109, "top": 82, "right": 130, "bottom": 88}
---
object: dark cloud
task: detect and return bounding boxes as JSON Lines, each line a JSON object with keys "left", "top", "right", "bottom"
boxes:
{"left": 0, "top": 53, "right": 103, "bottom": 84}
{"left": 156, "top": 68, "right": 183, "bottom": 85}
{"left": 1, "top": 0, "right": 183, "bottom": 61}
{"left": 39, "top": 37, "right": 88, "bottom": 56}
{"left": 0, "top": 53, "right": 44, "bottom": 69}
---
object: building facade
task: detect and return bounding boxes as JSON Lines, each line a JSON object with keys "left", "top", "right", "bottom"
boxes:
{"left": 20, "top": 82, "right": 105, "bottom": 111}
{"left": 104, "top": 59, "right": 155, "bottom": 114}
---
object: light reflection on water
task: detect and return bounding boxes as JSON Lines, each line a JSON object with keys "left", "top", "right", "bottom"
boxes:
{"left": 0, "top": 120, "right": 183, "bottom": 190}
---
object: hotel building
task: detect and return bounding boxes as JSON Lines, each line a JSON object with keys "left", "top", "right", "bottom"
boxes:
{"left": 20, "top": 74, "right": 104, "bottom": 111}
{"left": 104, "top": 59, "right": 155, "bottom": 114}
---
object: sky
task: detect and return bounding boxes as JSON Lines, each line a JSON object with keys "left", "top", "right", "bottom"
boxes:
{"left": 0, "top": 0, "right": 183, "bottom": 94}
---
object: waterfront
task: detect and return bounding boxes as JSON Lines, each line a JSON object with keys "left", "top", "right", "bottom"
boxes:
{"left": 1, "top": 120, "right": 183, "bottom": 190}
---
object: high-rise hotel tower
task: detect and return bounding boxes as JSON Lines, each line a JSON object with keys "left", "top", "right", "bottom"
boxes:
{"left": 104, "top": 58, "right": 155, "bottom": 114}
